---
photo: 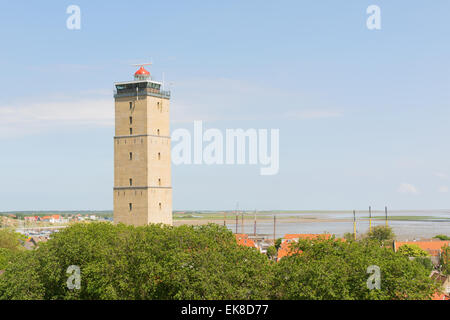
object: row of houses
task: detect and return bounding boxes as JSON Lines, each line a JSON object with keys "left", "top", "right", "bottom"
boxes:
{"left": 234, "top": 233, "right": 335, "bottom": 260}
{"left": 235, "top": 233, "right": 450, "bottom": 300}
{"left": 24, "top": 215, "right": 67, "bottom": 224}
{"left": 393, "top": 240, "right": 450, "bottom": 265}
{"left": 23, "top": 214, "right": 104, "bottom": 223}
{"left": 236, "top": 233, "right": 450, "bottom": 264}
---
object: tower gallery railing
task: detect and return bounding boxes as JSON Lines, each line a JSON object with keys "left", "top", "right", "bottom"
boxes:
{"left": 114, "top": 88, "right": 171, "bottom": 99}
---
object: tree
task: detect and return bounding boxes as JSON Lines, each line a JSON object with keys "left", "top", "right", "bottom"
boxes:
{"left": 0, "top": 229, "right": 24, "bottom": 251}
{"left": 366, "top": 226, "right": 395, "bottom": 246}
{"left": 0, "top": 248, "right": 15, "bottom": 270}
{"left": 0, "top": 229, "right": 25, "bottom": 271}
{"left": 413, "top": 257, "right": 434, "bottom": 272}
{"left": 343, "top": 232, "right": 355, "bottom": 242}
{"left": 0, "top": 223, "right": 273, "bottom": 300}
{"left": 271, "top": 238, "right": 439, "bottom": 300}
{"left": 433, "top": 235, "right": 450, "bottom": 241}
{"left": 397, "top": 244, "right": 429, "bottom": 257}
{"left": 0, "top": 251, "right": 44, "bottom": 300}
{"left": 441, "top": 245, "right": 450, "bottom": 275}
{"left": 266, "top": 246, "right": 277, "bottom": 260}
{"left": 0, "top": 222, "right": 442, "bottom": 300}
{"left": 274, "top": 238, "right": 282, "bottom": 250}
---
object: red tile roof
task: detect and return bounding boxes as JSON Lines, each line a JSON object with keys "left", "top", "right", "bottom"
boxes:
{"left": 237, "top": 238, "right": 256, "bottom": 248}
{"left": 277, "top": 234, "right": 334, "bottom": 261}
{"left": 283, "top": 233, "right": 332, "bottom": 241}
{"left": 135, "top": 66, "right": 150, "bottom": 76}
{"left": 394, "top": 240, "right": 450, "bottom": 256}
{"left": 277, "top": 240, "right": 301, "bottom": 260}
{"left": 234, "top": 234, "right": 256, "bottom": 248}
{"left": 432, "top": 292, "right": 450, "bottom": 300}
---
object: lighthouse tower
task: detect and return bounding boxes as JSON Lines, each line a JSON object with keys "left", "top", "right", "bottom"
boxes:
{"left": 113, "top": 65, "right": 172, "bottom": 226}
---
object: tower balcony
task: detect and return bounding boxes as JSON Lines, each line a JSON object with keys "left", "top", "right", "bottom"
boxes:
{"left": 114, "top": 81, "right": 171, "bottom": 99}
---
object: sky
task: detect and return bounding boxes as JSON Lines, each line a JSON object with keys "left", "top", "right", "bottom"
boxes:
{"left": 0, "top": 0, "right": 449, "bottom": 211}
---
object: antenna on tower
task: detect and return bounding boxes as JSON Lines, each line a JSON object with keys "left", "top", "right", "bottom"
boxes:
{"left": 131, "top": 62, "right": 152, "bottom": 67}
{"left": 162, "top": 72, "right": 165, "bottom": 91}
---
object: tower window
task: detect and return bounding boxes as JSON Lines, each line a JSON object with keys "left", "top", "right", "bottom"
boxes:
{"left": 159, "top": 202, "right": 162, "bottom": 210}
{"left": 129, "top": 178, "right": 133, "bottom": 186}
{"left": 129, "top": 152, "right": 133, "bottom": 160}
{"left": 158, "top": 152, "right": 161, "bottom": 160}
{"left": 129, "top": 203, "right": 132, "bottom": 211}
{"left": 129, "top": 116, "right": 132, "bottom": 125}
{"left": 129, "top": 102, "right": 133, "bottom": 110}
{"left": 129, "top": 128, "right": 133, "bottom": 135}
{"left": 157, "top": 129, "right": 160, "bottom": 135}
{"left": 158, "top": 178, "right": 161, "bottom": 186}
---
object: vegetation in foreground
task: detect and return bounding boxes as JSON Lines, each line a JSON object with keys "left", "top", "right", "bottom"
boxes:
{"left": 0, "top": 223, "right": 441, "bottom": 300}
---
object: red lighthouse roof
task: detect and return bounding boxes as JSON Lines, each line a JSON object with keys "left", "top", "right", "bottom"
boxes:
{"left": 134, "top": 66, "right": 150, "bottom": 76}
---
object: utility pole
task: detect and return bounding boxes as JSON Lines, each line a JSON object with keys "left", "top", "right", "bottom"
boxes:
{"left": 235, "top": 202, "right": 239, "bottom": 234}
{"left": 369, "top": 206, "right": 372, "bottom": 233}
{"left": 273, "top": 215, "right": 276, "bottom": 245}
{"left": 241, "top": 211, "right": 244, "bottom": 234}
{"left": 385, "top": 206, "right": 388, "bottom": 227}
{"left": 253, "top": 210, "right": 257, "bottom": 236}
{"left": 353, "top": 210, "right": 357, "bottom": 241}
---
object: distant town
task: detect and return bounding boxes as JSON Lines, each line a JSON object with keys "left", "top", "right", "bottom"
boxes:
{"left": 0, "top": 212, "right": 112, "bottom": 244}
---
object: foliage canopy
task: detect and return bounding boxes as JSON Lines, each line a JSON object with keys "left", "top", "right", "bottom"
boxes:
{"left": 0, "top": 223, "right": 441, "bottom": 300}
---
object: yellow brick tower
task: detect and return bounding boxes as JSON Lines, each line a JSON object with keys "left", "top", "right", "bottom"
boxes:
{"left": 113, "top": 65, "right": 172, "bottom": 226}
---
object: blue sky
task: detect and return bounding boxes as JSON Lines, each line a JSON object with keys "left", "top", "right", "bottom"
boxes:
{"left": 0, "top": 1, "right": 449, "bottom": 211}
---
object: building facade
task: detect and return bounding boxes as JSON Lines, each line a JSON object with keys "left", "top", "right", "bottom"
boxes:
{"left": 113, "top": 66, "right": 172, "bottom": 226}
